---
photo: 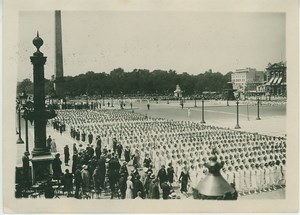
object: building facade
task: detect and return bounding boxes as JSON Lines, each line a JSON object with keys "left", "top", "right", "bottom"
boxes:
{"left": 231, "top": 68, "right": 265, "bottom": 93}
{"left": 264, "top": 62, "right": 287, "bottom": 96}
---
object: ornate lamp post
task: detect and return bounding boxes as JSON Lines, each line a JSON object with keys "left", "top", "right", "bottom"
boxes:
{"left": 86, "top": 96, "right": 89, "bottom": 109}
{"left": 201, "top": 97, "right": 206, "bottom": 124}
{"left": 16, "top": 94, "right": 25, "bottom": 144}
{"left": 18, "top": 91, "right": 30, "bottom": 151}
{"left": 256, "top": 93, "right": 261, "bottom": 120}
{"left": 102, "top": 91, "right": 105, "bottom": 106}
{"left": 167, "top": 90, "right": 169, "bottom": 104}
{"left": 120, "top": 91, "right": 124, "bottom": 109}
{"left": 111, "top": 90, "right": 114, "bottom": 107}
{"left": 29, "top": 32, "right": 57, "bottom": 183}
{"left": 234, "top": 98, "right": 241, "bottom": 129}
{"left": 23, "top": 99, "right": 34, "bottom": 153}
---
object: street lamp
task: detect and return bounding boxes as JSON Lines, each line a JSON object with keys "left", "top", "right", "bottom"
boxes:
{"left": 120, "top": 91, "right": 124, "bottom": 109}
{"left": 111, "top": 91, "right": 114, "bottom": 107}
{"left": 234, "top": 98, "right": 241, "bottom": 129}
{"left": 23, "top": 100, "right": 34, "bottom": 153}
{"left": 256, "top": 94, "right": 261, "bottom": 120}
{"left": 167, "top": 90, "right": 169, "bottom": 104}
{"left": 86, "top": 96, "right": 89, "bottom": 109}
{"left": 16, "top": 92, "right": 26, "bottom": 144}
{"left": 201, "top": 97, "right": 206, "bottom": 124}
{"left": 102, "top": 91, "right": 105, "bottom": 106}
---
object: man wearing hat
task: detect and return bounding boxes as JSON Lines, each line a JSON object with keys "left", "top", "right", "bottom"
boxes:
{"left": 120, "top": 162, "right": 129, "bottom": 179}
{"left": 143, "top": 153, "right": 152, "bottom": 169}
{"left": 81, "top": 165, "right": 90, "bottom": 196}
{"left": 64, "top": 145, "right": 70, "bottom": 166}
{"left": 52, "top": 153, "right": 63, "bottom": 181}
{"left": 157, "top": 165, "right": 168, "bottom": 189}
{"left": 95, "top": 137, "right": 102, "bottom": 159}
{"left": 143, "top": 171, "right": 153, "bottom": 199}
{"left": 149, "top": 177, "right": 160, "bottom": 199}
{"left": 74, "top": 164, "right": 82, "bottom": 199}
{"left": 88, "top": 132, "right": 93, "bottom": 145}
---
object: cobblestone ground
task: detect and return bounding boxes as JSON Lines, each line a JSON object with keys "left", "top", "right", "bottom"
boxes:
{"left": 16, "top": 100, "right": 286, "bottom": 199}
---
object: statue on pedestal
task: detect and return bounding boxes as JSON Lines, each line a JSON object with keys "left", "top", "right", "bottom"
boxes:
{"left": 174, "top": 84, "right": 182, "bottom": 98}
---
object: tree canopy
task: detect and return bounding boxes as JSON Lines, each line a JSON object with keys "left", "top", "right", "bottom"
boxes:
{"left": 17, "top": 68, "right": 232, "bottom": 97}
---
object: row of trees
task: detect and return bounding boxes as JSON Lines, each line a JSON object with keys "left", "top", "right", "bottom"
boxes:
{"left": 17, "top": 68, "right": 233, "bottom": 98}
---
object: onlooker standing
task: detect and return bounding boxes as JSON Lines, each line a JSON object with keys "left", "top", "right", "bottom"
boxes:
{"left": 46, "top": 136, "right": 52, "bottom": 149}
{"left": 125, "top": 176, "right": 133, "bottom": 199}
{"left": 64, "top": 145, "right": 70, "bottom": 166}
{"left": 167, "top": 162, "right": 175, "bottom": 188}
{"left": 50, "top": 139, "right": 57, "bottom": 153}
{"left": 74, "top": 165, "right": 83, "bottom": 199}
{"left": 52, "top": 153, "right": 63, "bottom": 181}
{"left": 149, "top": 178, "right": 160, "bottom": 199}
{"left": 88, "top": 132, "right": 93, "bottom": 145}
{"left": 161, "top": 181, "right": 171, "bottom": 199}
{"left": 124, "top": 146, "right": 131, "bottom": 163}
{"left": 62, "top": 169, "right": 73, "bottom": 197}
{"left": 116, "top": 142, "right": 123, "bottom": 159}
{"left": 81, "top": 165, "right": 90, "bottom": 195}
{"left": 179, "top": 166, "right": 190, "bottom": 193}
{"left": 157, "top": 165, "right": 168, "bottom": 188}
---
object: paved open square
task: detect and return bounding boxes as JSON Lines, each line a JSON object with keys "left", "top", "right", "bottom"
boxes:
{"left": 16, "top": 99, "right": 286, "bottom": 200}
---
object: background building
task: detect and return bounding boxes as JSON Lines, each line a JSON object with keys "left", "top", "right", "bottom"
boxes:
{"left": 264, "top": 62, "right": 287, "bottom": 97}
{"left": 231, "top": 68, "right": 265, "bottom": 97}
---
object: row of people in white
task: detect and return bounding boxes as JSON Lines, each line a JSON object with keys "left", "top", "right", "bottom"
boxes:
{"left": 51, "top": 109, "right": 286, "bottom": 195}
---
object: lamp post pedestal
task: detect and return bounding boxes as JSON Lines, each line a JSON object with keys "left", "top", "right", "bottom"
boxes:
{"left": 31, "top": 155, "right": 54, "bottom": 183}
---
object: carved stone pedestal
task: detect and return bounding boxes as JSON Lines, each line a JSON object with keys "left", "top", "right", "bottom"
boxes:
{"left": 31, "top": 154, "right": 54, "bottom": 184}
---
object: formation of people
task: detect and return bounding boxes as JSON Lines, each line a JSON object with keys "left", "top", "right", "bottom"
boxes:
{"left": 46, "top": 108, "right": 287, "bottom": 199}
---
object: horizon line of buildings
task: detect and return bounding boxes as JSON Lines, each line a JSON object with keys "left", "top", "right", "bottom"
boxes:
{"left": 231, "top": 61, "right": 287, "bottom": 98}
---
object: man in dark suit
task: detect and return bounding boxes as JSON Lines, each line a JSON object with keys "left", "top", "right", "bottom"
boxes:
{"left": 74, "top": 165, "right": 82, "bottom": 199}
{"left": 88, "top": 132, "right": 93, "bottom": 144}
{"left": 133, "top": 175, "right": 144, "bottom": 199}
{"left": 157, "top": 165, "right": 168, "bottom": 189}
{"left": 108, "top": 155, "right": 121, "bottom": 199}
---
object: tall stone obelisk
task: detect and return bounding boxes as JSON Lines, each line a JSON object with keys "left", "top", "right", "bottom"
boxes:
{"left": 54, "top": 10, "right": 64, "bottom": 97}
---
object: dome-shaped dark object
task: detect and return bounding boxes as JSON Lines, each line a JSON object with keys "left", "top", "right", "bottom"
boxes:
{"left": 32, "top": 32, "right": 44, "bottom": 50}
{"left": 194, "top": 155, "right": 237, "bottom": 200}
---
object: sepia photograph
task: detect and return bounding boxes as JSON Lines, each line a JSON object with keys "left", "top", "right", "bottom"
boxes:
{"left": 3, "top": 0, "right": 299, "bottom": 213}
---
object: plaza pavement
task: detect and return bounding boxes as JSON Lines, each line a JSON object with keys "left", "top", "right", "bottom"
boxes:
{"left": 134, "top": 100, "right": 286, "bottom": 137}
{"left": 16, "top": 100, "right": 286, "bottom": 199}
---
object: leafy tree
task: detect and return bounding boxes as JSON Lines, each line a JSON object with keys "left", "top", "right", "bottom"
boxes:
{"left": 17, "top": 68, "right": 232, "bottom": 98}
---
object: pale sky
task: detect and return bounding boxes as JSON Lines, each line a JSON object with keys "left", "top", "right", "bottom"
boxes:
{"left": 18, "top": 11, "right": 285, "bottom": 81}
